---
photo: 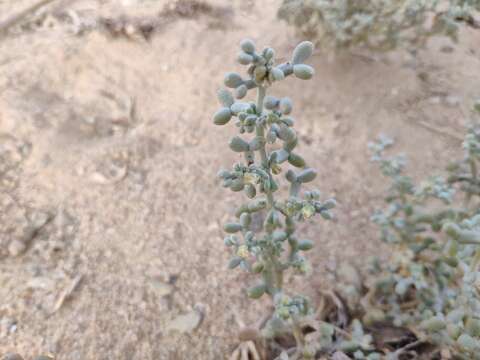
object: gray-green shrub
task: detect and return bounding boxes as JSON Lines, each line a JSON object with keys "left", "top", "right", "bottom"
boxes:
{"left": 343, "top": 102, "right": 480, "bottom": 358}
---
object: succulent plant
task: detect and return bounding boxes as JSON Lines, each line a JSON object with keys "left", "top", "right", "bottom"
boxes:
{"left": 278, "top": 0, "right": 480, "bottom": 52}
{"left": 214, "top": 39, "right": 335, "bottom": 356}
{"left": 334, "top": 103, "right": 480, "bottom": 358}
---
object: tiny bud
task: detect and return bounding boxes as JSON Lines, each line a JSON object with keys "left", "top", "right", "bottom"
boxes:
{"left": 288, "top": 153, "right": 306, "bottom": 168}
{"left": 283, "top": 136, "right": 298, "bottom": 152}
{"left": 301, "top": 204, "right": 315, "bottom": 219}
{"left": 230, "top": 102, "right": 251, "bottom": 114}
{"left": 230, "top": 178, "right": 245, "bottom": 192}
{"left": 228, "top": 256, "right": 243, "bottom": 269}
{"left": 292, "top": 41, "right": 314, "bottom": 65}
{"left": 224, "top": 72, "right": 244, "bottom": 88}
{"left": 288, "top": 235, "right": 298, "bottom": 248}
{"left": 217, "top": 169, "right": 229, "bottom": 179}
{"left": 271, "top": 67, "right": 285, "bottom": 81}
{"left": 298, "top": 239, "right": 314, "bottom": 251}
{"left": 297, "top": 168, "right": 317, "bottom": 183}
{"left": 323, "top": 198, "right": 336, "bottom": 209}
{"left": 320, "top": 211, "right": 333, "bottom": 220}
{"left": 240, "top": 39, "right": 256, "bottom": 54}
{"left": 263, "top": 47, "right": 275, "bottom": 61}
{"left": 229, "top": 136, "right": 250, "bottom": 152}
{"left": 238, "top": 52, "right": 253, "bottom": 65}
{"left": 293, "top": 64, "right": 314, "bottom": 80}
{"left": 279, "top": 97, "right": 293, "bottom": 114}
{"left": 247, "top": 283, "right": 266, "bottom": 299}
{"left": 286, "top": 170, "right": 297, "bottom": 183}
{"left": 264, "top": 96, "right": 279, "bottom": 110}
{"left": 278, "top": 124, "right": 296, "bottom": 143}
{"left": 237, "top": 245, "right": 249, "bottom": 258}
{"left": 224, "top": 223, "right": 243, "bottom": 233}
{"left": 271, "top": 163, "right": 282, "bottom": 175}
{"left": 235, "top": 84, "right": 248, "bottom": 99}
{"left": 213, "top": 107, "right": 232, "bottom": 125}
{"left": 224, "top": 236, "right": 237, "bottom": 246}
{"left": 217, "top": 88, "right": 234, "bottom": 107}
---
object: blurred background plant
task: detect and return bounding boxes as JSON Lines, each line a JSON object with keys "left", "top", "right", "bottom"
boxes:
{"left": 332, "top": 102, "right": 480, "bottom": 358}
{"left": 278, "top": 0, "right": 480, "bottom": 52}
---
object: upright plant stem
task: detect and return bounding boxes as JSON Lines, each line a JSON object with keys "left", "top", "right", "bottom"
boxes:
{"left": 255, "top": 85, "right": 274, "bottom": 210}
{"left": 255, "top": 85, "right": 283, "bottom": 296}
{"left": 256, "top": 85, "right": 304, "bottom": 349}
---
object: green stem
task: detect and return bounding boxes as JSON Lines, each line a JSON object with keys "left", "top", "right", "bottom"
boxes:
{"left": 255, "top": 85, "right": 283, "bottom": 296}
{"left": 255, "top": 85, "right": 274, "bottom": 211}
{"left": 256, "top": 85, "right": 266, "bottom": 114}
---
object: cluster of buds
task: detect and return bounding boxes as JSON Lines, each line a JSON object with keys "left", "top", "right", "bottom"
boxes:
{"left": 214, "top": 39, "right": 334, "bottom": 348}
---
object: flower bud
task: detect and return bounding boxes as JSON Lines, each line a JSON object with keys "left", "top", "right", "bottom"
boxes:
{"left": 230, "top": 102, "right": 251, "bottom": 114}
{"left": 293, "top": 64, "right": 314, "bottom": 80}
{"left": 240, "top": 39, "right": 255, "bottom": 54}
{"left": 286, "top": 170, "right": 297, "bottom": 183}
{"left": 279, "top": 97, "right": 293, "bottom": 114}
{"left": 229, "top": 136, "right": 250, "bottom": 152}
{"left": 217, "top": 88, "right": 234, "bottom": 107}
{"left": 235, "top": 84, "right": 248, "bottom": 99}
{"left": 213, "top": 107, "right": 232, "bottom": 125}
{"left": 224, "top": 72, "right": 244, "bottom": 88}
{"left": 298, "top": 239, "right": 314, "bottom": 251}
{"left": 230, "top": 178, "right": 245, "bottom": 192}
{"left": 238, "top": 52, "right": 253, "bottom": 65}
{"left": 288, "top": 153, "right": 306, "bottom": 168}
{"left": 297, "top": 168, "right": 317, "bottom": 183}
{"left": 278, "top": 124, "right": 296, "bottom": 143}
{"left": 224, "top": 223, "right": 243, "bottom": 233}
{"left": 247, "top": 283, "right": 266, "bottom": 299}
{"left": 228, "top": 256, "right": 243, "bottom": 269}
{"left": 264, "top": 96, "right": 279, "bottom": 110}
{"left": 263, "top": 47, "right": 275, "bottom": 61}
{"left": 271, "top": 67, "right": 285, "bottom": 81}
{"left": 292, "top": 41, "right": 314, "bottom": 65}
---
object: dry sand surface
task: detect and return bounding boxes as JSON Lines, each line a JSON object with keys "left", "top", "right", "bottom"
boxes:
{"left": 0, "top": 0, "right": 479, "bottom": 359}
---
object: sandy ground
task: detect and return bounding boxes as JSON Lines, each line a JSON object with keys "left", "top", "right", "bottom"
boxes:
{"left": 0, "top": 0, "right": 479, "bottom": 359}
